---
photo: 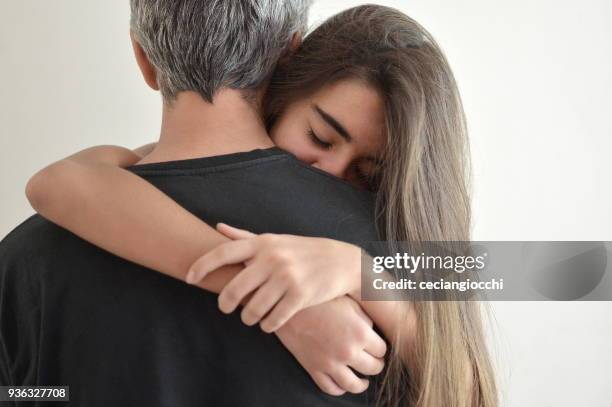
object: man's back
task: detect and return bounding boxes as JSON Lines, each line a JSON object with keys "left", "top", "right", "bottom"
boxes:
{"left": 0, "top": 148, "right": 381, "bottom": 406}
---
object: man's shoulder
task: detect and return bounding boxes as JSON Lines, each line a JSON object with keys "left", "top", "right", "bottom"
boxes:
{"left": 0, "top": 215, "right": 73, "bottom": 311}
{"left": 2, "top": 215, "right": 50, "bottom": 256}
{"left": 2, "top": 214, "right": 66, "bottom": 249}
{"left": 0, "top": 215, "right": 88, "bottom": 271}
{"left": 128, "top": 148, "right": 382, "bottom": 244}
{"left": 128, "top": 147, "right": 376, "bottom": 210}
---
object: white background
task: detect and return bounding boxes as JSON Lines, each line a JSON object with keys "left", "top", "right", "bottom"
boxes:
{"left": 1, "top": 1, "right": 611, "bottom": 405}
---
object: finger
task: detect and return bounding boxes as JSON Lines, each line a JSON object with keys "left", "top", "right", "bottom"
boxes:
{"left": 218, "top": 263, "right": 271, "bottom": 314}
{"left": 311, "top": 371, "right": 346, "bottom": 396}
{"left": 348, "top": 351, "right": 385, "bottom": 376}
{"left": 216, "top": 223, "right": 257, "bottom": 240}
{"left": 240, "top": 278, "right": 286, "bottom": 326}
{"left": 363, "top": 330, "right": 388, "bottom": 359}
{"left": 186, "top": 239, "right": 256, "bottom": 284}
{"left": 330, "top": 366, "right": 369, "bottom": 394}
{"left": 260, "top": 293, "right": 304, "bottom": 333}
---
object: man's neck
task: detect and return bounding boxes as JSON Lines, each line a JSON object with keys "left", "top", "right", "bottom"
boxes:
{"left": 138, "top": 89, "right": 274, "bottom": 164}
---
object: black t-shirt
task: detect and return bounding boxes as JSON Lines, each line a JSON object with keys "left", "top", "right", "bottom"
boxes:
{"left": 0, "top": 147, "right": 383, "bottom": 406}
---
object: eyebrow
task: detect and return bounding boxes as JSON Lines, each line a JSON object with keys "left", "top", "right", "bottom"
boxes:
{"left": 313, "top": 104, "right": 384, "bottom": 167}
{"left": 313, "top": 104, "right": 352, "bottom": 141}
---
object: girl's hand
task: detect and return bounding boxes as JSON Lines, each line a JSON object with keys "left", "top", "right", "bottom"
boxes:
{"left": 185, "top": 223, "right": 362, "bottom": 333}
{"left": 275, "top": 296, "right": 387, "bottom": 395}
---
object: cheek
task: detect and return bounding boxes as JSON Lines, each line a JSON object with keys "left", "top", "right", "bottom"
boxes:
{"left": 270, "top": 118, "right": 319, "bottom": 163}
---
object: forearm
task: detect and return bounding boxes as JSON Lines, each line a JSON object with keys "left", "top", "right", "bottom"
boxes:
{"left": 26, "top": 147, "right": 241, "bottom": 294}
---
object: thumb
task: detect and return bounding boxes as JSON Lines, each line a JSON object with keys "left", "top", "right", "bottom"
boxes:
{"left": 216, "top": 223, "right": 257, "bottom": 240}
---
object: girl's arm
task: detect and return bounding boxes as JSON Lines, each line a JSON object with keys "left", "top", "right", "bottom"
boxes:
{"left": 26, "top": 145, "right": 401, "bottom": 341}
{"left": 25, "top": 145, "right": 242, "bottom": 294}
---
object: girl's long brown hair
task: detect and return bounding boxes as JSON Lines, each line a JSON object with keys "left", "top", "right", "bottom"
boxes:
{"left": 265, "top": 5, "right": 497, "bottom": 407}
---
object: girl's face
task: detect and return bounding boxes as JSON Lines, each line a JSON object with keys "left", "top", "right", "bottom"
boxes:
{"left": 269, "top": 79, "right": 386, "bottom": 190}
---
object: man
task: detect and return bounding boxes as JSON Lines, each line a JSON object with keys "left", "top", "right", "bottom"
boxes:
{"left": 0, "top": 1, "right": 386, "bottom": 405}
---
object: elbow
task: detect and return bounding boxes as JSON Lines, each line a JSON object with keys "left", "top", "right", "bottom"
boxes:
{"left": 25, "top": 162, "right": 73, "bottom": 215}
{"left": 25, "top": 170, "right": 47, "bottom": 212}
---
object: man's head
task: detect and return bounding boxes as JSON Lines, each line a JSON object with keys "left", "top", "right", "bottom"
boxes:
{"left": 129, "top": 0, "right": 311, "bottom": 103}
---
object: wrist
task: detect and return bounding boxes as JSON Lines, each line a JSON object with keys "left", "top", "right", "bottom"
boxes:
{"left": 344, "top": 242, "right": 363, "bottom": 301}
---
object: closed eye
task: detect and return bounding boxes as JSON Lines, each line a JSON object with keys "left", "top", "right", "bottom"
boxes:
{"left": 308, "top": 129, "right": 332, "bottom": 150}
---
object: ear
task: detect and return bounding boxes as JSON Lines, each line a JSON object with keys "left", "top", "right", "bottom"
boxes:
{"left": 130, "top": 31, "right": 159, "bottom": 91}
{"left": 290, "top": 31, "right": 303, "bottom": 53}
{"left": 279, "top": 32, "right": 303, "bottom": 65}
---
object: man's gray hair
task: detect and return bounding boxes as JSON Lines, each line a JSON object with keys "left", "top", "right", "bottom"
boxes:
{"left": 130, "top": 0, "right": 312, "bottom": 102}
